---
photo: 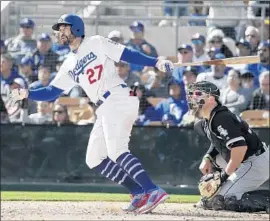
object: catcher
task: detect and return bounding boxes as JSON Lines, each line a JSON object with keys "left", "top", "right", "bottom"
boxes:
{"left": 187, "top": 81, "right": 269, "bottom": 213}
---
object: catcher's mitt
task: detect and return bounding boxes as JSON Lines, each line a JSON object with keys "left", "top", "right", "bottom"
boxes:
{"left": 198, "top": 171, "right": 222, "bottom": 199}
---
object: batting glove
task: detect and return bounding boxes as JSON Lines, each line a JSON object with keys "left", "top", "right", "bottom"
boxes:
{"left": 9, "top": 88, "right": 28, "bottom": 105}
{"left": 155, "top": 59, "right": 174, "bottom": 73}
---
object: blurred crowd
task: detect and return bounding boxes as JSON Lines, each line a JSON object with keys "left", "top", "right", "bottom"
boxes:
{"left": 0, "top": 3, "right": 269, "bottom": 127}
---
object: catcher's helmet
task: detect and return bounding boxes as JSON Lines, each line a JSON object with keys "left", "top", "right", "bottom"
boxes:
{"left": 186, "top": 81, "right": 220, "bottom": 115}
{"left": 188, "top": 81, "right": 220, "bottom": 98}
{"left": 52, "top": 14, "right": 85, "bottom": 38}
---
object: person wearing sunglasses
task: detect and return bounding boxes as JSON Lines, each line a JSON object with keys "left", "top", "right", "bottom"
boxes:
{"left": 52, "top": 104, "right": 71, "bottom": 125}
{"left": 191, "top": 33, "right": 210, "bottom": 62}
{"left": 207, "top": 29, "right": 235, "bottom": 58}
{"left": 188, "top": 81, "right": 269, "bottom": 213}
{"left": 173, "top": 44, "right": 205, "bottom": 84}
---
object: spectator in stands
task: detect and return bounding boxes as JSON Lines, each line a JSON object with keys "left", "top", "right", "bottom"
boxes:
{"left": 134, "top": 84, "right": 159, "bottom": 126}
{"left": 182, "top": 66, "right": 198, "bottom": 92}
{"left": 32, "top": 33, "right": 59, "bottom": 73}
{"left": 196, "top": 53, "right": 228, "bottom": 93}
{"left": 146, "top": 67, "right": 172, "bottom": 98}
{"left": 250, "top": 71, "right": 269, "bottom": 110}
{"left": 107, "top": 30, "right": 124, "bottom": 44}
{"left": 159, "top": 0, "right": 188, "bottom": 27}
{"left": 126, "top": 21, "right": 158, "bottom": 73}
{"left": 229, "top": 39, "right": 252, "bottom": 70}
{"left": 173, "top": 44, "right": 204, "bottom": 83}
{"left": 240, "top": 69, "right": 256, "bottom": 105}
{"left": 1, "top": 40, "right": 7, "bottom": 54}
{"left": 188, "top": 1, "right": 207, "bottom": 26}
{"left": 191, "top": 33, "right": 210, "bottom": 62}
{"left": 5, "top": 18, "right": 37, "bottom": 65}
{"left": 29, "top": 66, "right": 53, "bottom": 90}
{"left": 204, "top": 0, "right": 247, "bottom": 40}
{"left": 18, "top": 56, "right": 37, "bottom": 85}
{"left": 0, "top": 53, "right": 25, "bottom": 86}
{"left": 236, "top": 38, "right": 252, "bottom": 57}
{"left": 246, "top": 40, "right": 270, "bottom": 86}
{"left": 116, "top": 61, "right": 141, "bottom": 87}
{"left": 155, "top": 80, "right": 188, "bottom": 126}
{"left": 52, "top": 104, "right": 72, "bottom": 125}
{"left": 21, "top": 101, "right": 52, "bottom": 124}
{"left": 245, "top": 26, "right": 260, "bottom": 55}
{"left": 207, "top": 28, "right": 235, "bottom": 58}
{"left": 221, "top": 69, "right": 249, "bottom": 115}
{"left": 51, "top": 31, "right": 70, "bottom": 57}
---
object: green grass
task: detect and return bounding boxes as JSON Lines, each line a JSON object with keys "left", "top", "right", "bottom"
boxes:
{"left": 1, "top": 191, "right": 200, "bottom": 203}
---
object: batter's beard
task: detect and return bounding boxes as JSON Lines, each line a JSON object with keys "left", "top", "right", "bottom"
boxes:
{"left": 60, "top": 34, "right": 75, "bottom": 45}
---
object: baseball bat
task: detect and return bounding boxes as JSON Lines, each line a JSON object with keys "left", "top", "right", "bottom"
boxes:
{"left": 173, "top": 56, "right": 260, "bottom": 67}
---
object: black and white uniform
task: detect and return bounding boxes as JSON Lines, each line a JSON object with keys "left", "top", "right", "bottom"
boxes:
{"left": 196, "top": 105, "right": 269, "bottom": 200}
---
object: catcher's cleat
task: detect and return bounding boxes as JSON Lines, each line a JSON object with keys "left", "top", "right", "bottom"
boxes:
{"left": 122, "top": 193, "right": 149, "bottom": 212}
{"left": 193, "top": 197, "right": 213, "bottom": 210}
{"left": 138, "top": 187, "right": 169, "bottom": 214}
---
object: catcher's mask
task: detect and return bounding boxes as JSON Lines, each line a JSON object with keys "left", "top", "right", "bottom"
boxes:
{"left": 187, "top": 81, "right": 220, "bottom": 116}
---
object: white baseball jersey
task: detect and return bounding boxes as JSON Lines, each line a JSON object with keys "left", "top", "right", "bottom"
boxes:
{"left": 50, "top": 35, "right": 126, "bottom": 103}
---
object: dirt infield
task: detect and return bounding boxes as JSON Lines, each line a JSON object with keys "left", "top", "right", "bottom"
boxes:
{"left": 1, "top": 201, "right": 268, "bottom": 220}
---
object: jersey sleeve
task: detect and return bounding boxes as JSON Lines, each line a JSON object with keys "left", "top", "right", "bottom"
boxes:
{"left": 212, "top": 112, "right": 247, "bottom": 149}
{"left": 100, "top": 36, "right": 125, "bottom": 62}
{"left": 50, "top": 59, "right": 77, "bottom": 93}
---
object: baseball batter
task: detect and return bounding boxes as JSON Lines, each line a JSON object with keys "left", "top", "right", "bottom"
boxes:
{"left": 187, "top": 81, "right": 269, "bottom": 212}
{"left": 11, "top": 14, "right": 174, "bottom": 214}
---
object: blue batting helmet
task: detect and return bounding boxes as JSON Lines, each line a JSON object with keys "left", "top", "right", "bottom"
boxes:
{"left": 52, "top": 14, "right": 85, "bottom": 38}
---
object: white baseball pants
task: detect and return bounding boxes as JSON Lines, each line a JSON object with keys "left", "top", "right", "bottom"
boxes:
{"left": 85, "top": 86, "right": 139, "bottom": 169}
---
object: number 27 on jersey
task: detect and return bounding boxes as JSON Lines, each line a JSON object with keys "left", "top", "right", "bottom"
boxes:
{"left": 86, "top": 64, "right": 103, "bottom": 84}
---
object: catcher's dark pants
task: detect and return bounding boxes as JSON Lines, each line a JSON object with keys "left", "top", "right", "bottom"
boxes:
{"left": 215, "top": 145, "right": 269, "bottom": 200}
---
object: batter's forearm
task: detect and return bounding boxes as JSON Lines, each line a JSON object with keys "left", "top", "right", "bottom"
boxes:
{"left": 120, "top": 47, "right": 158, "bottom": 66}
{"left": 28, "top": 85, "right": 64, "bottom": 101}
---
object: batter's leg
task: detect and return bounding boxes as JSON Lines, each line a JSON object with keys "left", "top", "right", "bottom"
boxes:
{"left": 85, "top": 117, "right": 144, "bottom": 195}
{"left": 101, "top": 96, "right": 169, "bottom": 213}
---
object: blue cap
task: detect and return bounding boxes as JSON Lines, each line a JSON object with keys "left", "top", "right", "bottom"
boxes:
{"left": 236, "top": 38, "right": 251, "bottom": 49}
{"left": 240, "top": 69, "right": 255, "bottom": 78}
{"left": 191, "top": 33, "right": 206, "bottom": 44}
{"left": 38, "top": 33, "right": 51, "bottom": 41}
{"left": 214, "top": 53, "right": 226, "bottom": 60}
{"left": 129, "top": 21, "right": 144, "bottom": 32}
{"left": 20, "top": 56, "right": 34, "bottom": 66}
{"left": 178, "top": 44, "right": 193, "bottom": 51}
{"left": 259, "top": 40, "right": 270, "bottom": 48}
{"left": 20, "top": 18, "right": 35, "bottom": 28}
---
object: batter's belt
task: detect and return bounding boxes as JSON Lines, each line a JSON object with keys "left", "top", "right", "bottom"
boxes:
{"left": 95, "top": 84, "right": 134, "bottom": 108}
